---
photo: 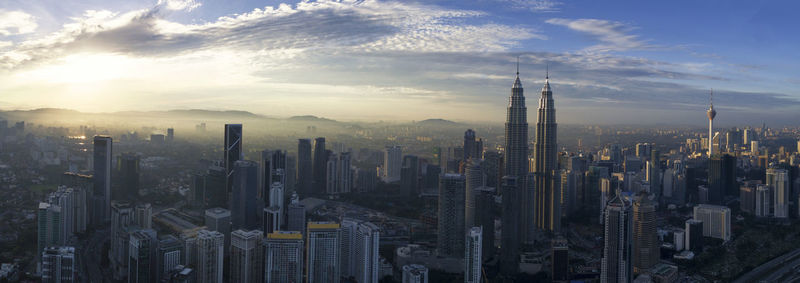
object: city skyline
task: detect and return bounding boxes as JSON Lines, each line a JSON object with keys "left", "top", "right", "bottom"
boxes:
{"left": 1, "top": 0, "right": 799, "bottom": 125}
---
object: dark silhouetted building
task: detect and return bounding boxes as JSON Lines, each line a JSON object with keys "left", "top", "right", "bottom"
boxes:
{"left": 312, "top": 137, "right": 327, "bottom": 195}
{"left": 437, "top": 174, "right": 466, "bottom": 257}
{"left": 297, "top": 139, "right": 313, "bottom": 197}
{"left": 224, "top": 124, "right": 243, "bottom": 196}
{"left": 117, "top": 153, "right": 140, "bottom": 200}
{"left": 93, "top": 136, "right": 112, "bottom": 221}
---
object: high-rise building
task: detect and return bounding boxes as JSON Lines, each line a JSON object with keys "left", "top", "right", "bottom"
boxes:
{"left": 195, "top": 230, "right": 225, "bottom": 283}
{"left": 503, "top": 62, "right": 529, "bottom": 179}
{"left": 117, "top": 153, "right": 140, "bottom": 200}
{"left": 438, "top": 174, "right": 466, "bottom": 257}
{"left": 264, "top": 231, "right": 304, "bottom": 283}
{"left": 632, "top": 195, "right": 659, "bottom": 274}
{"left": 474, "top": 186, "right": 495, "bottom": 259}
{"left": 313, "top": 137, "right": 328, "bottom": 194}
{"left": 693, "top": 204, "right": 731, "bottom": 241}
{"left": 167, "top": 128, "right": 174, "bottom": 142}
{"left": 402, "top": 264, "right": 428, "bottom": 283}
{"left": 707, "top": 91, "right": 716, "bottom": 156}
{"left": 204, "top": 207, "right": 231, "bottom": 254}
{"left": 41, "top": 246, "right": 76, "bottom": 283}
{"left": 128, "top": 229, "right": 158, "bottom": 283}
{"left": 297, "top": 139, "right": 313, "bottom": 197}
{"left": 93, "top": 136, "right": 112, "bottom": 221}
{"left": 464, "top": 160, "right": 485, "bottom": 230}
{"left": 263, "top": 206, "right": 281, "bottom": 234}
{"left": 739, "top": 184, "right": 756, "bottom": 214}
{"left": 109, "top": 201, "right": 133, "bottom": 281}
{"left": 464, "top": 227, "right": 482, "bottom": 283}
{"left": 532, "top": 71, "right": 560, "bottom": 234}
{"left": 306, "top": 222, "right": 341, "bottom": 283}
{"left": 37, "top": 203, "right": 61, "bottom": 257}
{"left": 157, "top": 235, "right": 182, "bottom": 279}
{"left": 551, "top": 237, "right": 569, "bottom": 282}
{"left": 230, "top": 160, "right": 261, "bottom": 230}
{"left": 230, "top": 230, "right": 264, "bottom": 283}
{"left": 500, "top": 176, "right": 521, "bottom": 275}
{"left": 134, "top": 203, "right": 152, "bottom": 230}
{"left": 708, "top": 153, "right": 736, "bottom": 204}
{"left": 463, "top": 129, "right": 478, "bottom": 160}
{"left": 601, "top": 191, "right": 632, "bottom": 283}
{"left": 684, "top": 219, "right": 703, "bottom": 253}
{"left": 326, "top": 152, "right": 352, "bottom": 195}
{"left": 287, "top": 193, "right": 306, "bottom": 234}
{"left": 340, "top": 219, "right": 381, "bottom": 283}
{"left": 755, "top": 184, "right": 771, "bottom": 217}
{"left": 383, "top": 146, "right": 403, "bottom": 183}
{"left": 260, "top": 150, "right": 287, "bottom": 202}
{"left": 401, "top": 155, "right": 420, "bottom": 197}
{"left": 224, "top": 124, "right": 243, "bottom": 195}
{"left": 768, "top": 168, "right": 790, "bottom": 218}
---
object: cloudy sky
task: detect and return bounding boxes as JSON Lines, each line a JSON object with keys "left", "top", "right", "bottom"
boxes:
{"left": 1, "top": 0, "right": 798, "bottom": 125}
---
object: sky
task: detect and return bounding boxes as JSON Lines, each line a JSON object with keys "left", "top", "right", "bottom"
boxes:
{"left": 1, "top": 0, "right": 799, "bottom": 125}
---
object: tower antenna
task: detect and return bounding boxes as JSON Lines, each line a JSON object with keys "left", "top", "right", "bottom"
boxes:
{"left": 516, "top": 56, "right": 519, "bottom": 76}
{"left": 546, "top": 62, "right": 549, "bottom": 79}
{"left": 710, "top": 88, "right": 713, "bottom": 106}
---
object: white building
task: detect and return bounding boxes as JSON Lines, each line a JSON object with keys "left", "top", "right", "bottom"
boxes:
{"left": 383, "top": 146, "right": 402, "bottom": 183}
{"left": 464, "top": 227, "right": 482, "bottom": 283}
{"left": 196, "top": 230, "right": 224, "bottom": 283}
{"left": 402, "top": 264, "right": 429, "bottom": 283}
{"left": 264, "top": 231, "right": 304, "bottom": 283}
{"left": 693, "top": 204, "right": 731, "bottom": 241}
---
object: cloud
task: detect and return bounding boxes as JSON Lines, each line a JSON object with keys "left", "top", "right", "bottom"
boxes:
{"left": 157, "top": 0, "right": 202, "bottom": 11}
{"left": 545, "top": 18, "right": 651, "bottom": 52}
{"left": 0, "top": 10, "right": 38, "bottom": 36}
{"left": 500, "top": 0, "right": 562, "bottom": 12}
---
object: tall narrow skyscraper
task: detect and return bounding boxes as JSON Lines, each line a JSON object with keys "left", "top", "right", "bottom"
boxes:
{"left": 264, "top": 231, "right": 304, "bottom": 283}
{"left": 306, "top": 222, "right": 341, "bottom": 283}
{"left": 224, "top": 124, "right": 243, "bottom": 195}
{"left": 533, "top": 70, "right": 560, "bottom": 233}
{"left": 632, "top": 195, "right": 659, "bottom": 274}
{"left": 230, "top": 229, "right": 264, "bottom": 283}
{"left": 601, "top": 191, "right": 633, "bottom": 283}
{"left": 93, "top": 135, "right": 112, "bottom": 221}
{"left": 297, "top": 139, "right": 313, "bottom": 196}
{"left": 464, "top": 129, "right": 477, "bottom": 160}
{"left": 438, "top": 174, "right": 466, "bottom": 257}
{"left": 312, "top": 137, "right": 327, "bottom": 195}
{"left": 464, "top": 227, "right": 482, "bottom": 283}
{"left": 503, "top": 62, "right": 529, "bottom": 179}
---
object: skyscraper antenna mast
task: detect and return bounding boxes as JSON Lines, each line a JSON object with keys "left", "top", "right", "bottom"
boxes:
{"left": 516, "top": 56, "right": 519, "bottom": 76}
{"left": 546, "top": 62, "right": 549, "bottom": 79}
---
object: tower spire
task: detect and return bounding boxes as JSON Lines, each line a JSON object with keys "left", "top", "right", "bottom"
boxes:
{"left": 710, "top": 88, "right": 713, "bottom": 107}
{"left": 546, "top": 62, "right": 549, "bottom": 80}
{"left": 516, "top": 56, "right": 519, "bottom": 76}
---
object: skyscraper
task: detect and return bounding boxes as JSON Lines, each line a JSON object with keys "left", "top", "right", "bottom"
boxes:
{"left": 707, "top": 90, "right": 716, "bottom": 156}
{"left": 224, "top": 124, "right": 243, "bottom": 195}
{"left": 109, "top": 201, "right": 133, "bottom": 281}
{"left": 128, "top": 229, "right": 158, "bottom": 283}
{"left": 230, "top": 230, "right": 264, "bottom": 283}
{"left": 532, "top": 70, "right": 560, "bottom": 234}
{"left": 438, "top": 174, "right": 466, "bottom": 257}
{"left": 464, "top": 129, "right": 477, "bottom": 160}
{"left": 117, "top": 152, "right": 140, "bottom": 200}
{"left": 287, "top": 193, "right": 306, "bottom": 234}
{"left": 37, "top": 202, "right": 61, "bottom": 256}
{"left": 196, "top": 230, "right": 225, "bottom": 283}
{"left": 204, "top": 207, "right": 231, "bottom": 254}
{"left": 693, "top": 204, "right": 731, "bottom": 241}
{"left": 708, "top": 153, "right": 736, "bottom": 204}
{"left": 93, "top": 135, "right": 112, "bottom": 221}
{"left": 551, "top": 237, "right": 569, "bottom": 282}
{"left": 134, "top": 203, "right": 152, "bottom": 230}
{"left": 401, "top": 155, "right": 420, "bottom": 197}
{"left": 632, "top": 195, "right": 659, "bottom": 274}
{"left": 504, "top": 62, "right": 529, "bottom": 179}
{"left": 306, "top": 222, "right": 341, "bottom": 283}
{"left": 474, "top": 186, "right": 495, "bottom": 259}
{"left": 684, "top": 219, "right": 704, "bottom": 253}
{"left": 264, "top": 231, "right": 304, "bottom": 283}
{"left": 297, "top": 139, "right": 313, "bottom": 197}
{"left": 383, "top": 146, "right": 403, "bottom": 183}
{"left": 500, "top": 176, "right": 521, "bottom": 275}
{"left": 260, "top": 150, "right": 287, "bottom": 202}
{"left": 464, "top": 227, "right": 482, "bottom": 283}
{"left": 768, "top": 168, "right": 790, "bottom": 218}
{"left": 313, "top": 137, "right": 328, "bottom": 194}
{"left": 230, "top": 160, "right": 261, "bottom": 230}
{"left": 41, "top": 246, "right": 76, "bottom": 283}
{"left": 157, "top": 235, "right": 182, "bottom": 279}
{"left": 340, "top": 219, "right": 381, "bottom": 283}
{"left": 601, "top": 191, "right": 632, "bottom": 283}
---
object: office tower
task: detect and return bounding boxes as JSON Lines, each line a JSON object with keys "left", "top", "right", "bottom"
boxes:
{"left": 601, "top": 191, "right": 632, "bottom": 283}
{"left": 402, "top": 264, "right": 429, "bottom": 283}
{"left": 693, "top": 204, "right": 731, "bottom": 241}
{"left": 632, "top": 195, "right": 659, "bottom": 274}
{"left": 531, "top": 70, "right": 558, "bottom": 234}
{"left": 203, "top": 165, "right": 228, "bottom": 209}
{"left": 401, "top": 155, "right": 420, "bottom": 197}
{"left": 327, "top": 152, "right": 352, "bottom": 195}
{"left": 464, "top": 129, "right": 478, "bottom": 160}
{"left": 196, "top": 230, "right": 224, "bottom": 283}
{"left": 500, "top": 176, "right": 521, "bottom": 275}
{"left": 438, "top": 174, "right": 466, "bottom": 257}
{"left": 755, "top": 184, "right": 772, "bottom": 217}
{"left": 383, "top": 146, "right": 403, "bottom": 183}
{"left": 260, "top": 150, "right": 288, "bottom": 201}
{"left": 503, "top": 62, "right": 529, "bottom": 179}
{"left": 739, "top": 185, "right": 756, "bottom": 214}
{"left": 157, "top": 235, "right": 182, "bottom": 279}
{"left": 306, "top": 222, "right": 341, "bottom": 283}
{"left": 110, "top": 201, "right": 133, "bottom": 281}
{"left": 646, "top": 160, "right": 661, "bottom": 196}
{"left": 230, "top": 230, "right": 264, "bottom": 283}
{"left": 751, "top": 140, "right": 759, "bottom": 156}
{"left": 464, "top": 160, "right": 485, "bottom": 229}
{"left": 129, "top": 229, "right": 158, "bottom": 283}
{"left": 37, "top": 203, "right": 61, "bottom": 256}
{"left": 325, "top": 153, "right": 338, "bottom": 194}
{"left": 41, "top": 246, "right": 76, "bottom": 283}
{"left": 230, "top": 160, "right": 260, "bottom": 230}
{"left": 708, "top": 153, "right": 735, "bottom": 204}
{"left": 340, "top": 219, "right": 381, "bottom": 283}
{"left": 264, "top": 231, "right": 304, "bottom": 283}
{"left": 464, "top": 227, "right": 482, "bottom": 283}
{"left": 267, "top": 182, "right": 284, "bottom": 227}
{"left": 297, "top": 139, "right": 313, "bottom": 196}
{"left": 263, "top": 206, "right": 281, "bottom": 234}
{"left": 167, "top": 128, "right": 174, "bottom": 141}
{"left": 224, "top": 124, "right": 243, "bottom": 195}
{"left": 313, "top": 137, "right": 328, "bottom": 194}
{"left": 768, "top": 168, "right": 790, "bottom": 218}
{"left": 287, "top": 194, "right": 306, "bottom": 234}
{"left": 135, "top": 203, "right": 152, "bottom": 230}
{"left": 551, "top": 237, "right": 569, "bottom": 282}
{"left": 707, "top": 91, "right": 716, "bottom": 156}
{"left": 117, "top": 153, "right": 140, "bottom": 200}
{"left": 356, "top": 168, "right": 378, "bottom": 192}
{"left": 684, "top": 219, "right": 704, "bottom": 253}
{"left": 204, "top": 208, "right": 231, "bottom": 256}
{"left": 482, "top": 151, "right": 501, "bottom": 188}
{"left": 474, "top": 186, "right": 496, "bottom": 259}
{"left": 93, "top": 136, "right": 112, "bottom": 221}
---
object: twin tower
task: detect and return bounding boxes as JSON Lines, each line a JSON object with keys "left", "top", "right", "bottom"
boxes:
{"left": 503, "top": 62, "right": 559, "bottom": 249}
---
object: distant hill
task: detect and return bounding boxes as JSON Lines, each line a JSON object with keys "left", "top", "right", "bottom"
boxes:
{"left": 415, "top": 118, "right": 461, "bottom": 127}
{"left": 288, "top": 115, "right": 338, "bottom": 123}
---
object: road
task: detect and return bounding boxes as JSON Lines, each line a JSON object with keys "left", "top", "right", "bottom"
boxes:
{"left": 80, "top": 228, "right": 110, "bottom": 283}
{"left": 733, "top": 247, "right": 800, "bottom": 283}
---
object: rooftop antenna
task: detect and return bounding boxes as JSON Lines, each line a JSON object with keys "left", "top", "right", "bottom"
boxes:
{"left": 546, "top": 62, "right": 549, "bottom": 79}
{"left": 516, "top": 56, "right": 519, "bottom": 76}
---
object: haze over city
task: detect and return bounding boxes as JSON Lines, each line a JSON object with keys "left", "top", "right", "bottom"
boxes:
{"left": 1, "top": 0, "right": 799, "bottom": 124}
